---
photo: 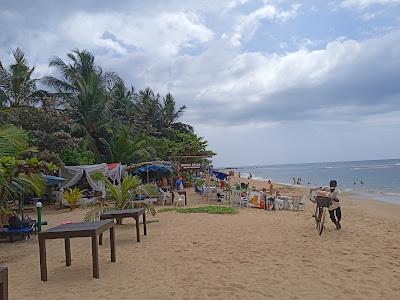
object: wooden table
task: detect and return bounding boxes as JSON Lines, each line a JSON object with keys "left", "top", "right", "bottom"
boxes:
{"left": 0, "top": 266, "right": 7, "bottom": 300}
{"left": 100, "top": 208, "right": 147, "bottom": 243}
{"left": 177, "top": 190, "right": 187, "bottom": 206}
{"left": 38, "top": 220, "right": 116, "bottom": 281}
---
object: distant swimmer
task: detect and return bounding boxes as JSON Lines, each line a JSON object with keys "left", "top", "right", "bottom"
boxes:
{"left": 360, "top": 180, "right": 363, "bottom": 185}
{"left": 354, "top": 181, "right": 356, "bottom": 185}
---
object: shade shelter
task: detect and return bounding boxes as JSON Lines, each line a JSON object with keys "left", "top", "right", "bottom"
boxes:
{"left": 127, "top": 161, "right": 176, "bottom": 183}
{"left": 106, "top": 163, "right": 127, "bottom": 184}
{"left": 59, "top": 163, "right": 107, "bottom": 198}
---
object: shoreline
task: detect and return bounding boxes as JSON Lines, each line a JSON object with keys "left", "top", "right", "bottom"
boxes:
{"left": 232, "top": 172, "right": 400, "bottom": 205}
{"left": 229, "top": 175, "right": 400, "bottom": 222}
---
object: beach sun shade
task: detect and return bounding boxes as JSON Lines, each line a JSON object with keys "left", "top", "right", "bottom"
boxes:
{"left": 211, "top": 169, "right": 228, "bottom": 180}
{"left": 42, "top": 174, "right": 66, "bottom": 186}
{"left": 133, "top": 164, "right": 174, "bottom": 175}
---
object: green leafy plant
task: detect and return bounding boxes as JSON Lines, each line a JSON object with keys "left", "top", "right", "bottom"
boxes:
{"left": 63, "top": 187, "right": 83, "bottom": 210}
{"left": 0, "top": 126, "right": 51, "bottom": 217}
{"left": 83, "top": 175, "right": 158, "bottom": 222}
{"left": 60, "top": 147, "right": 96, "bottom": 165}
{"left": 158, "top": 206, "right": 238, "bottom": 215}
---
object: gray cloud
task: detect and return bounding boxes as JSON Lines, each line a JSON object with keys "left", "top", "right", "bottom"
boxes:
{"left": 1, "top": 1, "right": 400, "bottom": 127}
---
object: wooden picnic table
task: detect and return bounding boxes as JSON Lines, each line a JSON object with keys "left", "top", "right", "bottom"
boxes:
{"left": 100, "top": 208, "right": 147, "bottom": 243}
{"left": 38, "top": 220, "right": 116, "bottom": 281}
{"left": 0, "top": 266, "right": 8, "bottom": 300}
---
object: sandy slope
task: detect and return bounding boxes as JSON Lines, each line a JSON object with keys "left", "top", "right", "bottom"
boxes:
{"left": 1, "top": 187, "right": 400, "bottom": 300}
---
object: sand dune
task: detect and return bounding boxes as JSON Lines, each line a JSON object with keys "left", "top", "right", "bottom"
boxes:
{"left": 1, "top": 187, "right": 400, "bottom": 299}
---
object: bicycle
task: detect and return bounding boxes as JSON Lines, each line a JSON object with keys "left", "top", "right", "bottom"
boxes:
{"left": 310, "top": 189, "right": 332, "bottom": 236}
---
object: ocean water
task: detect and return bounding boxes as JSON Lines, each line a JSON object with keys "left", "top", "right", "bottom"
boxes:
{"left": 233, "top": 159, "right": 400, "bottom": 204}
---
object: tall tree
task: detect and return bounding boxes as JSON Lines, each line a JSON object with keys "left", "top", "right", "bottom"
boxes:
{"left": 160, "top": 93, "right": 193, "bottom": 134}
{"left": 0, "top": 48, "right": 43, "bottom": 107}
{"left": 43, "top": 49, "right": 116, "bottom": 161}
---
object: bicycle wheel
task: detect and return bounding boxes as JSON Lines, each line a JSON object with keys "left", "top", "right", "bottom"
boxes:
{"left": 318, "top": 208, "right": 326, "bottom": 235}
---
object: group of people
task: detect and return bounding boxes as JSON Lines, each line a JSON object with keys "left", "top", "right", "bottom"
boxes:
{"left": 158, "top": 176, "right": 185, "bottom": 191}
{"left": 293, "top": 177, "right": 302, "bottom": 185}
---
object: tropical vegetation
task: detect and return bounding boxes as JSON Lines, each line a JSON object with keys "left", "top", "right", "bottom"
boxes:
{"left": 158, "top": 206, "right": 238, "bottom": 214}
{"left": 62, "top": 187, "right": 83, "bottom": 210}
{"left": 0, "top": 48, "right": 215, "bottom": 166}
{"left": 83, "top": 174, "right": 158, "bottom": 222}
{"left": 0, "top": 125, "right": 56, "bottom": 223}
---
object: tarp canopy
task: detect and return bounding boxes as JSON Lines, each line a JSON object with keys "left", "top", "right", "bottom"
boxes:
{"left": 59, "top": 163, "right": 107, "bottom": 198}
{"left": 106, "top": 163, "right": 127, "bottom": 184}
{"left": 133, "top": 164, "right": 174, "bottom": 175}
{"left": 42, "top": 174, "right": 66, "bottom": 186}
{"left": 211, "top": 169, "right": 228, "bottom": 180}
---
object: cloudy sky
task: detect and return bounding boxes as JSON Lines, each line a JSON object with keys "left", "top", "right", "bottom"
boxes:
{"left": 1, "top": 0, "right": 400, "bottom": 167}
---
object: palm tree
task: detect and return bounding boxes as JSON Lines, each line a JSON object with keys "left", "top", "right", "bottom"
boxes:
{"left": 43, "top": 49, "right": 117, "bottom": 161}
{"left": 108, "top": 126, "right": 157, "bottom": 164}
{"left": 160, "top": 93, "right": 193, "bottom": 134}
{"left": 0, "top": 48, "right": 43, "bottom": 107}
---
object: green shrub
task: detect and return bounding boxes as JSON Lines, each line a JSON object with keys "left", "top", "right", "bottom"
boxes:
{"left": 60, "top": 147, "right": 96, "bottom": 165}
{"left": 158, "top": 206, "right": 237, "bottom": 215}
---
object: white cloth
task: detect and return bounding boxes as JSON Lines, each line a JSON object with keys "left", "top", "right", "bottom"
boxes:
{"left": 60, "top": 164, "right": 107, "bottom": 198}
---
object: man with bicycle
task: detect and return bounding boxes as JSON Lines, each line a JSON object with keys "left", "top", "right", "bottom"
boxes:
{"left": 321, "top": 180, "right": 342, "bottom": 230}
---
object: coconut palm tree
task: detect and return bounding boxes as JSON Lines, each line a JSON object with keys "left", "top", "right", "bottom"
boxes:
{"left": 160, "top": 93, "right": 193, "bottom": 134}
{"left": 108, "top": 126, "right": 157, "bottom": 164}
{"left": 0, "top": 48, "right": 44, "bottom": 107}
{"left": 43, "top": 49, "right": 117, "bottom": 161}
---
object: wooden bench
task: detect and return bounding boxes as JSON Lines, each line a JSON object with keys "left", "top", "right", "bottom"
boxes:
{"left": 100, "top": 208, "right": 147, "bottom": 243}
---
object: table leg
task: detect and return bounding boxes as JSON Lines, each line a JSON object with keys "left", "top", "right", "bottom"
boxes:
{"left": 64, "top": 238, "right": 71, "bottom": 266}
{"left": 135, "top": 216, "right": 140, "bottom": 242}
{"left": 99, "top": 233, "right": 103, "bottom": 245}
{"left": 39, "top": 238, "right": 48, "bottom": 281}
{"left": 110, "top": 227, "right": 116, "bottom": 262}
{"left": 143, "top": 213, "right": 147, "bottom": 236}
{"left": 91, "top": 235, "right": 99, "bottom": 278}
{"left": 185, "top": 193, "right": 187, "bottom": 206}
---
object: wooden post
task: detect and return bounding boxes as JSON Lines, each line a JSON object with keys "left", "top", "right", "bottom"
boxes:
{"left": 135, "top": 216, "right": 140, "bottom": 242}
{"left": 110, "top": 227, "right": 116, "bottom": 262}
{"left": 0, "top": 266, "right": 8, "bottom": 300}
{"left": 39, "top": 238, "right": 48, "bottom": 281}
{"left": 64, "top": 238, "right": 71, "bottom": 266}
{"left": 98, "top": 233, "right": 103, "bottom": 245}
{"left": 91, "top": 235, "right": 99, "bottom": 278}
{"left": 143, "top": 213, "right": 147, "bottom": 236}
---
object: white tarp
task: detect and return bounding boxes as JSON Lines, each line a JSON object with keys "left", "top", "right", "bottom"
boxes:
{"left": 60, "top": 163, "right": 107, "bottom": 198}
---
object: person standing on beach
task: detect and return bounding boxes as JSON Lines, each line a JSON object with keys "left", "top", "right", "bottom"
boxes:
{"left": 267, "top": 180, "right": 274, "bottom": 195}
{"left": 322, "top": 180, "right": 342, "bottom": 230}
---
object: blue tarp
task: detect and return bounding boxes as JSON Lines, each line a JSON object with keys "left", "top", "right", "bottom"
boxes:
{"left": 133, "top": 164, "right": 174, "bottom": 175}
{"left": 41, "top": 174, "right": 66, "bottom": 186}
{"left": 211, "top": 169, "right": 228, "bottom": 180}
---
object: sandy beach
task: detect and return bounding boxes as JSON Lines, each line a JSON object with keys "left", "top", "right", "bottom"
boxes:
{"left": 1, "top": 180, "right": 400, "bottom": 300}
